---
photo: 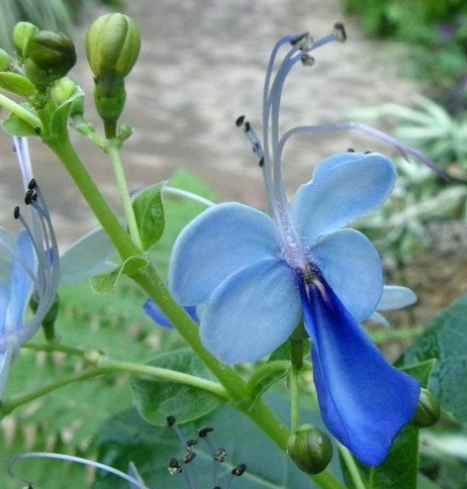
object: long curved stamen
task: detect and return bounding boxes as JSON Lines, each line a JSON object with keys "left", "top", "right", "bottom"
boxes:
{"left": 276, "top": 121, "right": 448, "bottom": 180}
{"left": 8, "top": 452, "right": 151, "bottom": 489}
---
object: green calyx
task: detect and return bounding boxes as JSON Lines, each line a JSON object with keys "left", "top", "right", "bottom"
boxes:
{"left": 410, "top": 388, "right": 441, "bottom": 428}
{"left": 287, "top": 424, "right": 333, "bottom": 475}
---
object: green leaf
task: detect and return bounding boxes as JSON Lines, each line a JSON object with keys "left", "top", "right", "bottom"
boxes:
{"left": 93, "top": 394, "right": 339, "bottom": 489}
{"left": 130, "top": 349, "right": 219, "bottom": 426}
{"left": 399, "top": 294, "right": 467, "bottom": 422}
{"left": 90, "top": 256, "right": 147, "bottom": 294}
{"left": 417, "top": 473, "right": 443, "bottom": 489}
{"left": 1, "top": 111, "right": 38, "bottom": 136}
{"left": 132, "top": 183, "right": 165, "bottom": 249}
{"left": 0, "top": 71, "right": 36, "bottom": 97}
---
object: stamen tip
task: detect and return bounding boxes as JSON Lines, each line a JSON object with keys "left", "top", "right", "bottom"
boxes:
{"left": 235, "top": 115, "right": 246, "bottom": 127}
{"left": 167, "top": 415, "right": 176, "bottom": 427}
{"left": 333, "top": 22, "right": 347, "bottom": 42}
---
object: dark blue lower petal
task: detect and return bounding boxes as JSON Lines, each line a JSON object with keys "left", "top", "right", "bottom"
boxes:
{"left": 300, "top": 280, "right": 420, "bottom": 466}
{"left": 143, "top": 299, "right": 197, "bottom": 329}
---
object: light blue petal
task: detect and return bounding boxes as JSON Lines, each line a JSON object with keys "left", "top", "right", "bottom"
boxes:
{"left": 169, "top": 203, "right": 280, "bottom": 305}
{"left": 290, "top": 153, "right": 396, "bottom": 243}
{"left": 301, "top": 281, "right": 419, "bottom": 466}
{"left": 60, "top": 227, "right": 117, "bottom": 285}
{"left": 5, "top": 230, "right": 35, "bottom": 334}
{"left": 310, "top": 229, "right": 383, "bottom": 320}
{"left": 377, "top": 285, "right": 417, "bottom": 311}
{"left": 200, "top": 257, "right": 301, "bottom": 363}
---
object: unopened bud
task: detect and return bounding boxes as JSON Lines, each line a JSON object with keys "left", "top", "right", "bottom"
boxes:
{"left": 85, "top": 13, "right": 141, "bottom": 94}
{"left": 287, "top": 425, "right": 333, "bottom": 475}
{"left": 24, "top": 30, "right": 77, "bottom": 87}
{"left": 13, "top": 21, "right": 39, "bottom": 60}
{"left": 410, "top": 388, "right": 440, "bottom": 428}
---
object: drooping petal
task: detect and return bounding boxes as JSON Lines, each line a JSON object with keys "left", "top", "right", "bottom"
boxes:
{"left": 200, "top": 257, "right": 301, "bottom": 363}
{"left": 377, "top": 285, "right": 417, "bottom": 311}
{"left": 290, "top": 153, "right": 396, "bottom": 243}
{"left": 301, "top": 280, "right": 419, "bottom": 466}
{"left": 310, "top": 229, "right": 383, "bottom": 321}
{"left": 4, "top": 230, "right": 35, "bottom": 334}
{"left": 169, "top": 203, "right": 280, "bottom": 305}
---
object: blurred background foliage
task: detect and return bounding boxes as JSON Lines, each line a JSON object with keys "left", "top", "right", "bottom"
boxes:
{"left": 0, "top": 0, "right": 125, "bottom": 53}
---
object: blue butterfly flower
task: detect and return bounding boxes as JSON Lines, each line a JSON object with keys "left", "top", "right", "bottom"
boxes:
{"left": 168, "top": 27, "right": 420, "bottom": 465}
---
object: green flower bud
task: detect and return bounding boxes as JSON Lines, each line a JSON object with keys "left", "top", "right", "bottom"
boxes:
{"left": 0, "top": 49, "right": 11, "bottom": 71}
{"left": 24, "top": 30, "right": 77, "bottom": 87}
{"left": 287, "top": 424, "right": 333, "bottom": 475}
{"left": 410, "top": 388, "right": 441, "bottom": 428}
{"left": 85, "top": 13, "right": 141, "bottom": 94}
{"left": 13, "top": 21, "right": 39, "bottom": 60}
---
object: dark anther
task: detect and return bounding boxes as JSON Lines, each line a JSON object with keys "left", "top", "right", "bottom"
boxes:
{"left": 290, "top": 32, "right": 309, "bottom": 47}
{"left": 183, "top": 451, "right": 196, "bottom": 463}
{"left": 258, "top": 157, "right": 264, "bottom": 167}
{"left": 168, "top": 457, "right": 182, "bottom": 474}
{"left": 187, "top": 439, "right": 197, "bottom": 447}
{"left": 334, "top": 22, "right": 347, "bottom": 42}
{"left": 244, "top": 121, "right": 251, "bottom": 132}
{"left": 215, "top": 448, "right": 226, "bottom": 463}
{"left": 347, "top": 148, "right": 355, "bottom": 152}
{"left": 24, "top": 189, "right": 37, "bottom": 205}
{"left": 13, "top": 205, "right": 20, "bottom": 219}
{"left": 231, "top": 463, "right": 246, "bottom": 476}
{"left": 167, "top": 415, "right": 176, "bottom": 427}
{"left": 34, "top": 127, "right": 41, "bottom": 135}
{"left": 198, "top": 426, "right": 214, "bottom": 438}
{"left": 364, "top": 150, "right": 373, "bottom": 154}
{"left": 28, "top": 179, "right": 37, "bottom": 190}
{"left": 235, "top": 115, "right": 245, "bottom": 127}
{"left": 301, "top": 53, "right": 315, "bottom": 67}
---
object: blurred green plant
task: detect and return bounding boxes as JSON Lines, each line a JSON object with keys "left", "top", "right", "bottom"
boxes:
{"left": 342, "top": 0, "right": 467, "bottom": 112}
{"left": 351, "top": 96, "right": 467, "bottom": 263}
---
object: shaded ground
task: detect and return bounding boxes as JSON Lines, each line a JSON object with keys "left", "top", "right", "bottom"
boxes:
{"left": 0, "top": 0, "right": 465, "bottom": 326}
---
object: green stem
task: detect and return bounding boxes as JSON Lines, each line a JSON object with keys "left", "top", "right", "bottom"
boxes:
{"left": 45, "top": 136, "right": 138, "bottom": 259}
{"left": 44, "top": 136, "right": 347, "bottom": 489}
{"left": 107, "top": 138, "right": 143, "bottom": 249}
{"left": 0, "top": 93, "right": 42, "bottom": 131}
{"left": 338, "top": 444, "right": 367, "bottom": 489}
{"left": 1, "top": 360, "right": 227, "bottom": 416}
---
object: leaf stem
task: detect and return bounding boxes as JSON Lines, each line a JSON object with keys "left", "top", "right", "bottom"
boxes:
{"left": 0, "top": 93, "right": 42, "bottom": 131}
{"left": 107, "top": 138, "right": 143, "bottom": 249}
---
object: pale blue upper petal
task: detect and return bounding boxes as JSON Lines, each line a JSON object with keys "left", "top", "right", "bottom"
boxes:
{"left": 301, "top": 281, "right": 420, "bottom": 466}
{"left": 169, "top": 203, "right": 280, "bottom": 305}
{"left": 290, "top": 153, "right": 396, "bottom": 243}
{"left": 5, "top": 230, "right": 35, "bottom": 334}
{"left": 309, "top": 229, "right": 383, "bottom": 320}
{"left": 60, "top": 227, "right": 117, "bottom": 285}
{"left": 377, "top": 285, "right": 417, "bottom": 311}
{"left": 199, "top": 257, "right": 301, "bottom": 363}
